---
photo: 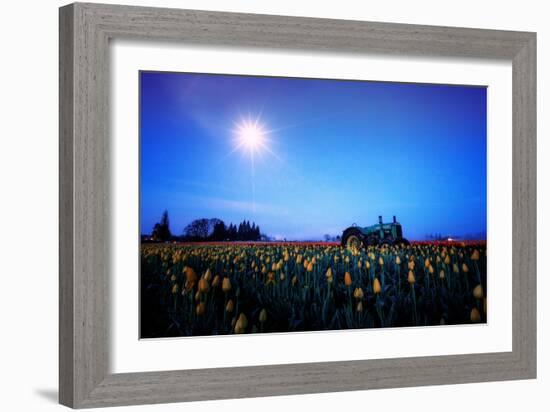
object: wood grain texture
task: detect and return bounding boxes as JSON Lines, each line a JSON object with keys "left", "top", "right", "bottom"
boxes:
{"left": 59, "top": 4, "right": 74, "bottom": 406}
{"left": 59, "top": 2, "right": 537, "bottom": 408}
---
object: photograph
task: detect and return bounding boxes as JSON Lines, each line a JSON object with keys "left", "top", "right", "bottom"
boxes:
{"left": 139, "top": 71, "right": 487, "bottom": 338}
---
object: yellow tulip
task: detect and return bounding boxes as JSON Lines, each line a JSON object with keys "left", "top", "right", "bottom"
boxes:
{"left": 222, "top": 277, "right": 232, "bottom": 293}
{"left": 473, "top": 284, "right": 484, "bottom": 299}
{"left": 408, "top": 270, "right": 415, "bottom": 284}
{"left": 235, "top": 313, "right": 248, "bottom": 334}
{"left": 373, "top": 278, "right": 382, "bottom": 294}
{"left": 196, "top": 302, "right": 205, "bottom": 316}
{"left": 198, "top": 277, "right": 210, "bottom": 293}
{"left": 470, "top": 307, "right": 481, "bottom": 323}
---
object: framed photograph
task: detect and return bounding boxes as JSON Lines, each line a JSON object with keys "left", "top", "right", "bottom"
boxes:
{"left": 59, "top": 2, "right": 536, "bottom": 408}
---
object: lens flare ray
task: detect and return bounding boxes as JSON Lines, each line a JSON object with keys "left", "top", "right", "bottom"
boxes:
{"left": 230, "top": 114, "right": 280, "bottom": 213}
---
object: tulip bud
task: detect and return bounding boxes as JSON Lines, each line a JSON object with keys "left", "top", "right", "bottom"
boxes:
{"left": 470, "top": 307, "right": 481, "bottom": 323}
{"left": 198, "top": 278, "right": 210, "bottom": 293}
{"left": 235, "top": 313, "right": 248, "bottom": 334}
{"left": 473, "top": 284, "right": 484, "bottom": 299}
{"left": 196, "top": 302, "right": 205, "bottom": 316}
{"left": 373, "top": 278, "right": 382, "bottom": 294}
{"left": 222, "top": 277, "right": 232, "bottom": 293}
{"left": 407, "top": 270, "right": 415, "bottom": 284}
{"left": 344, "top": 272, "right": 352, "bottom": 287}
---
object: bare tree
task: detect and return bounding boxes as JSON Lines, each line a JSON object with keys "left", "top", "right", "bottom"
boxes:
{"left": 183, "top": 218, "right": 209, "bottom": 240}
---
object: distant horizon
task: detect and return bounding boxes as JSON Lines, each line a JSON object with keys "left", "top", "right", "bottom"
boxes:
{"left": 140, "top": 71, "right": 487, "bottom": 241}
{"left": 140, "top": 212, "right": 487, "bottom": 242}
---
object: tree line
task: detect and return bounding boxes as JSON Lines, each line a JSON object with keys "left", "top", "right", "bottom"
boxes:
{"left": 149, "top": 211, "right": 263, "bottom": 242}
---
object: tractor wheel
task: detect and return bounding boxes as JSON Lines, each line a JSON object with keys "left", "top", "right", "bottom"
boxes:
{"left": 342, "top": 228, "right": 365, "bottom": 251}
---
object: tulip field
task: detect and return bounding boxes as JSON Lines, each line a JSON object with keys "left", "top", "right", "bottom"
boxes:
{"left": 140, "top": 242, "right": 487, "bottom": 338}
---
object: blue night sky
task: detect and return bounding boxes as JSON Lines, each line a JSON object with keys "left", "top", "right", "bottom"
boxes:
{"left": 140, "top": 71, "right": 487, "bottom": 240}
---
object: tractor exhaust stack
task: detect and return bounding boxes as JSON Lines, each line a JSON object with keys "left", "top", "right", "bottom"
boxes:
{"left": 378, "top": 215, "right": 382, "bottom": 224}
{"left": 393, "top": 215, "right": 396, "bottom": 223}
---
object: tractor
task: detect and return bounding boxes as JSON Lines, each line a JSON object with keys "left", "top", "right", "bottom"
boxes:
{"left": 341, "top": 216, "right": 409, "bottom": 250}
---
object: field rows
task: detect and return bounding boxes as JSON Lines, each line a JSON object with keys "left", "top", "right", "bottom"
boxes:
{"left": 140, "top": 242, "right": 487, "bottom": 337}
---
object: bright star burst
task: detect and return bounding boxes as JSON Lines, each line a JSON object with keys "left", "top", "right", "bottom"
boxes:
{"left": 233, "top": 117, "right": 270, "bottom": 156}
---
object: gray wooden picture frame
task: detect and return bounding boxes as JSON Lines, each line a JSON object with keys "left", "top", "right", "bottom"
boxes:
{"left": 59, "top": 2, "right": 536, "bottom": 408}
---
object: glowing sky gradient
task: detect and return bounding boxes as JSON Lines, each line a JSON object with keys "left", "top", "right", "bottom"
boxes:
{"left": 140, "top": 71, "right": 487, "bottom": 240}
